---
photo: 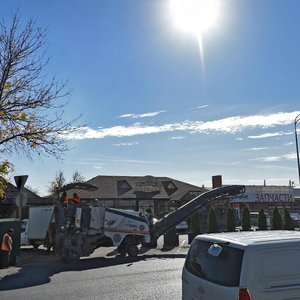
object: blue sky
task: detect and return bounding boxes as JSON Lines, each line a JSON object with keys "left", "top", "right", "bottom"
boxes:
{"left": 2, "top": 0, "right": 300, "bottom": 194}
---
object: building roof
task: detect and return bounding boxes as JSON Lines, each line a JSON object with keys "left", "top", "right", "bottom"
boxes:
{"left": 65, "top": 175, "right": 207, "bottom": 201}
{"left": 3, "top": 182, "right": 45, "bottom": 205}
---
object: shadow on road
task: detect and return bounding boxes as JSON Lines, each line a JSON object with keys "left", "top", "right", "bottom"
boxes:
{"left": 0, "top": 249, "right": 186, "bottom": 291}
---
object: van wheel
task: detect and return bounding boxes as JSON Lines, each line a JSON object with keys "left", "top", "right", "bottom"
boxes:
{"left": 126, "top": 244, "right": 138, "bottom": 257}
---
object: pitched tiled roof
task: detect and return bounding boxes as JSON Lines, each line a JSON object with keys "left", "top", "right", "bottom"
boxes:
{"left": 3, "top": 182, "right": 45, "bottom": 205}
{"left": 65, "top": 175, "right": 207, "bottom": 202}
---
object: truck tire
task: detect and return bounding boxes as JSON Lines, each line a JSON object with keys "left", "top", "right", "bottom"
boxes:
{"left": 126, "top": 244, "right": 138, "bottom": 257}
{"left": 64, "top": 249, "right": 80, "bottom": 263}
{"left": 117, "top": 245, "right": 127, "bottom": 256}
{"left": 143, "top": 240, "right": 157, "bottom": 248}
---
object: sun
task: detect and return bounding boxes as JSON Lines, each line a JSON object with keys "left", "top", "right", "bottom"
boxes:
{"left": 170, "top": 0, "right": 220, "bottom": 37}
{"left": 170, "top": 0, "right": 221, "bottom": 73}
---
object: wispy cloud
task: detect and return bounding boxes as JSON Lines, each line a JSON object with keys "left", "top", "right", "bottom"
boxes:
{"left": 75, "top": 156, "right": 162, "bottom": 166}
{"left": 110, "top": 159, "right": 162, "bottom": 165}
{"left": 251, "top": 153, "right": 296, "bottom": 162}
{"left": 113, "top": 142, "right": 139, "bottom": 147}
{"left": 169, "top": 136, "right": 185, "bottom": 140}
{"left": 64, "top": 111, "right": 300, "bottom": 140}
{"left": 252, "top": 156, "right": 282, "bottom": 162}
{"left": 248, "top": 131, "right": 293, "bottom": 139}
{"left": 196, "top": 105, "right": 209, "bottom": 109}
{"left": 283, "top": 153, "right": 297, "bottom": 160}
{"left": 118, "top": 110, "right": 166, "bottom": 119}
{"left": 244, "top": 147, "right": 279, "bottom": 151}
{"left": 284, "top": 142, "right": 294, "bottom": 146}
{"left": 206, "top": 161, "right": 241, "bottom": 166}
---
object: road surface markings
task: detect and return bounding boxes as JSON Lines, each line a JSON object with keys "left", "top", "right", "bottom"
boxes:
{"left": 176, "top": 240, "right": 186, "bottom": 254}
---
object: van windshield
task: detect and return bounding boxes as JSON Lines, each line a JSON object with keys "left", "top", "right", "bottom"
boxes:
{"left": 185, "top": 239, "right": 244, "bottom": 287}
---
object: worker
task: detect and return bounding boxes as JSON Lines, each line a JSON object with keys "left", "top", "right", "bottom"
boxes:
{"left": 146, "top": 208, "right": 154, "bottom": 228}
{"left": 71, "top": 193, "right": 80, "bottom": 204}
{"left": 60, "top": 191, "right": 69, "bottom": 207}
{"left": 44, "top": 223, "right": 56, "bottom": 255}
{"left": 0, "top": 228, "right": 14, "bottom": 269}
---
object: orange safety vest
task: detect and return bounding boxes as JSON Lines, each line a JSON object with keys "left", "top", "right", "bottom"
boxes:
{"left": 64, "top": 196, "right": 69, "bottom": 204}
{"left": 1, "top": 233, "right": 12, "bottom": 252}
{"left": 72, "top": 195, "right": 80, "bottom": 204}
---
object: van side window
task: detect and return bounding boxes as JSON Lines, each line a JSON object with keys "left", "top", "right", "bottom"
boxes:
{"left": 185, "top": 240, "right": 244, "bottom": 287}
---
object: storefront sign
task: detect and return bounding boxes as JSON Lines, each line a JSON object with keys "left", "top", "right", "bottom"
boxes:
{"left": 231, "top": 185, "right": 294, "bottom": 203}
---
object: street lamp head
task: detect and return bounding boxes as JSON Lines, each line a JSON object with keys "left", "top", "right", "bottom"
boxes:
{"left": 295, "top": 113, "right": 300, "bottom": 124}
{"left": 295, "top": 113, "right": 300, "bottom": 184}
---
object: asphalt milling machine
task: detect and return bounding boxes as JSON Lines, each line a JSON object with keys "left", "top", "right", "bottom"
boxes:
{"left": 47, "top": 184, "right": 245, "bottom": 262}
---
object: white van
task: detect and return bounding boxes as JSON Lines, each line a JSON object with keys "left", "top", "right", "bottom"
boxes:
{"left": 182, "top": 231, "right": 300, "bottom": 300}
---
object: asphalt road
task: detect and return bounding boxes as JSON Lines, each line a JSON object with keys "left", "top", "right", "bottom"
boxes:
{"left": 0, "top": 235, "right": 189, "bottom": 300}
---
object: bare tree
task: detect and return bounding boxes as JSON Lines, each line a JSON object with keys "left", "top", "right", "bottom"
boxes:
{"left": 0, "top": 14, "right": 80, "bottom": 159}
{"left": 48, "top": 170, "right": 85, "bottom": 195}
{"left": 71, "top": 170, "right": 85, "bottom": 183}
{"left": 48, "top": 170, "right": 66, "bottom": 195}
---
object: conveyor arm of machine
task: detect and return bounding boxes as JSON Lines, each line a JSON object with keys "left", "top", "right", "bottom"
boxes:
{"left": 150, "top": 185, "right": 245, "bottom": 242}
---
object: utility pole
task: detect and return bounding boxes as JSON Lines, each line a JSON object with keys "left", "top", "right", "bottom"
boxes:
{"left": 295, "top": 114, "right": 300, "bottom": 184}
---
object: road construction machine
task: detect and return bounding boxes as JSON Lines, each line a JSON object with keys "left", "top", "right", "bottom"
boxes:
{"left": 48, "top": 184, "right": 245, "bottom": 262}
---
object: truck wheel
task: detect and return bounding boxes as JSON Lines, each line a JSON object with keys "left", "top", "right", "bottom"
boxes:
{"left": 143, "top": 240, "right": 157, "bottom": 248}
{"left": 126, "top": 244, "right": 138, "bottom": 257}
{"left": 65, "top": 249, "right": 80, "bottom": 263}
{"left": 117, "top": 245, "right": 127, "bottom": 256}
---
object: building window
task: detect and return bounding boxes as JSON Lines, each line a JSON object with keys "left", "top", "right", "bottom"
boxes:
{"left": 117, "top": 180, "right": 132, "bottom": 195}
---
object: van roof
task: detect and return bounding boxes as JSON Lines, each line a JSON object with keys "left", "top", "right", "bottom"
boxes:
{"left": 196, "top": 230, "right": 300, "bottom": 248}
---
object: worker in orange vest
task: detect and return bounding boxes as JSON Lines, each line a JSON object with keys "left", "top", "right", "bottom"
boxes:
{"left": 71, "top": 193, "right": 80, "bottom": 204}
{"left": 60, "top": 191, "right": 69, "bottom": 207}
{"left": 0, "top": 228, "right": 14, "bottom": 269}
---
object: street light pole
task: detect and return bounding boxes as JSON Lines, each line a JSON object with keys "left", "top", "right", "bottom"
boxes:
{"left": 295, "top": 114, "right": 300, "bottom": 184}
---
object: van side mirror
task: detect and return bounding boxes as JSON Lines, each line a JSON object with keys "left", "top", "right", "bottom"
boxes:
{"left": 208, "top": 243, "right": 223, "bottom": 257}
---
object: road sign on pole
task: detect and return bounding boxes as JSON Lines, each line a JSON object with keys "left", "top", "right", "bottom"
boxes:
{"left": 14, "top": 175, "right": 28, "bottom": 190}
{"left": 14, "top": 175, "right": 28, "bottom": 219}
{"left": 15, "top": 191, "right": 28, "bottom": 208}
{"left": 15, "top": 191, "right": 28, "bottom": 219}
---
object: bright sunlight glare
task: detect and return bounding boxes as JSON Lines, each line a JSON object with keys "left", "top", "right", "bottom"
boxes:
{"left": 170, "top": 0, "right": 220, "bottom": 36}
{"left": 170, "top": 0, "right": 221, "bottom": 75}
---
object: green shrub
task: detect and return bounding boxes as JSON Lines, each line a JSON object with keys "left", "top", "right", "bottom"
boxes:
{"left": 284, "top": 209, "right": 294, "bottom": 230}
{"left": 190, "top": 212, "right": 201, "bottom": 234}
{"left": 272, "top": 207, "right": 282, "bottom": 230}
{"left": 258, "top": 208, "right": 267, "bottom": 230}
{"left": 208, "top": 208, "right": 218, "bottom": 233}
{"left": 226, "top": 208, "right": 236, "bottom": 232}
{"left": 241, "top": 207, "right": 251, "bottom": 231}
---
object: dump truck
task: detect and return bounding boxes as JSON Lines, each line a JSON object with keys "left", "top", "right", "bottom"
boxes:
{"left": 48, "top": 184, "right": 245, "bottom": 262}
